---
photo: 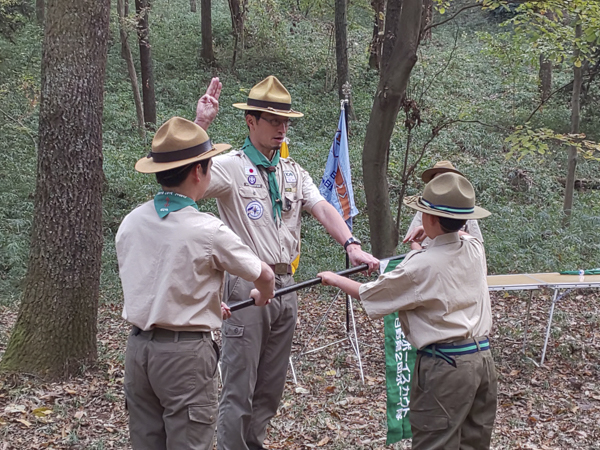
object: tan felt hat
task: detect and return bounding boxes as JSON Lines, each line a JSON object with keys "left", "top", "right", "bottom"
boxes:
{"left": 233, "top": 75, "right": 304, "bottom": 118}
{"left": 421, "top": 160, "right": 464, "bottom": 183}
{"left": 404, "top": 172, "right": 491, "bottom": 220}
{"left": 135, "top": 117, "right": 231, "bottom": 174}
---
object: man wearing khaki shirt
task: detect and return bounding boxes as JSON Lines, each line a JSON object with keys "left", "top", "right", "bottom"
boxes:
{"left": 195, "top": 76, "right": 379, "bottom": 450}
{"left": 116, "top": 117, "right": 275, "bottom": 450}
{"left": 318, "top": 172, "right": 497, "bottom": 450}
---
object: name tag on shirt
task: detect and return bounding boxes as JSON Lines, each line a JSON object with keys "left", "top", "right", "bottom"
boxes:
{"left": 284, "top": 171, "right": 297, "bottom": 184}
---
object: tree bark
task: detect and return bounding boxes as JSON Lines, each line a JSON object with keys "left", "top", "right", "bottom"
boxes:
{"left": 368, "top": 0, "right": 385, "bottom": 70}
{"left": 36, "top": 0, "right": 44, "bottom": 24}
{"left": 562, "top": 22, "right": 582, "bottom": 226}
{"left": 118, "top": 0, "right": 145, "bottom": 139}
{"left": 135, "top": 0, "right": 156, "bottom": 126}
{"left": 363, "top": 0, "right": 423, "bottom": 258}
{"left": 190, "top": 0, "right": 197, "bottom": 13}
{"left": 200, "top": 0, "right": 215, "bottom": 62}
{"left": 420, "top": 0, "right": 432, "bottom": 41}
{"left": 228, "top": 0, "right": 247, "bottom": 68}
{"left": 0, "top": 0, "right": 109, "bottom": 378}
{"left": 539, "top": 54, "right": 552, "bottom": 102}
{"left": 335, "top": 0, "right": 351, "bottom": 113}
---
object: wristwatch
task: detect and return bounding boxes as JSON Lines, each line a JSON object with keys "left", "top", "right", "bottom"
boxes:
{"left": 343, "top": 236, "right": 362, "bottom": 252}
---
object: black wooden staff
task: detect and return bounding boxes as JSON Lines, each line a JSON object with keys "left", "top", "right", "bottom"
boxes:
{"left": 228, "top": 253, "right": 406, "bottom": 312}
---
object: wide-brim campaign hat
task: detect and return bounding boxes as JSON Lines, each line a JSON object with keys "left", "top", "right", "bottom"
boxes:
{"left": 233, "top": 75, "right": 304, "bottom": 118}
{"left": 404, "top": 172, "right": 491, "bottom": 220}
{"left": 135, "top": 117, "right": 231, "bottom": 174}
{"left": 421, "top": 160, "right": 464, "bottom": 183}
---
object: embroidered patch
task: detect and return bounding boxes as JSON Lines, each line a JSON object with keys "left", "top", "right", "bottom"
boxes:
{"left": 284, "top": 171, "right": 297, "bottom": 184}
{"left": 245, "top": 166, "right": 257, "bottom": 176}
{"left": 246, "top": 201, "right": 264, "bottom": 220}
{"left": 248, "top": 175, "right": 256, "bottom": 185}
{"left": 284, "top": 187, "right": 297, "bottom": 193}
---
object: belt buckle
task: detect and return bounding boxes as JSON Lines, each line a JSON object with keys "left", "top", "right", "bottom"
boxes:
{"left": 274, "top": 263, "right": 288, "bottom": 275}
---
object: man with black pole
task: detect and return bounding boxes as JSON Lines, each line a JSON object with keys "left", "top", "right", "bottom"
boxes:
{"left": 116, "top": 117, "right": 275, "bottom": 449}
{"left": 195, "top": 76, "right": 379, "bottom": 450}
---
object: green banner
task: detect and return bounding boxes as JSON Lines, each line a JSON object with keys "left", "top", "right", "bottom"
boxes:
{"left": 383, "top": 257, "right": 417, "bottom": 445}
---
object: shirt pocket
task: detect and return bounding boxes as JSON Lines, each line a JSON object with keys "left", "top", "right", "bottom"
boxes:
{"left": 281, "top": 189, "right": 304, "bottom": 229}
{"left": 238, "top": 186, "right": 271, "bottom": 228}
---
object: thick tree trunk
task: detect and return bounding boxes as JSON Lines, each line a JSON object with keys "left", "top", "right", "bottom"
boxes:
{"left": 563, "top": 22, "right": 582, "bottom": 226}
{"left": 135, "top": 0, "right": 156, "bottom": 126}
{"left": 0, "top": 0, "right": 109, "bottom": 378}
{"left": 200, "top": 0, "right": 215, "bottom": 62}
{"left": 335, "top": 0, "right": 351, "bottom": 113}
{"left": 539, "top": 54, "right": 552, "bottom": 102}
{"left": 363, "top": 0, "right": 423, "bottom": 258}
{"left": 36, "top": 0, "right": 44, "bottom": 24}
{"left": 118, "top": 0, "right": 145, "bottom": 139}
{"left": 190, "top": 0, "right": 197, "bottom": 13}
{"left": 368, "top": 0, "right": 385, "bottom": 70}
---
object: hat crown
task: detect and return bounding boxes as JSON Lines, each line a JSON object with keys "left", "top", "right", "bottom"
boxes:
{"left": 421, "top": 160, "right": 464, "bottom": 182}
{"left": 248, "top": 75, "right": 291, "bottom": 104}
{"left": 423, "top": 172, "right": 475, "bottom": 210}
{"left": 152, "top": 117, "right": 209, "bottom": 154}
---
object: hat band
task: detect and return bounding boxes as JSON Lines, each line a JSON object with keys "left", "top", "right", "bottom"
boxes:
{"left": 150, "top": 140, "right": 213, "bottom": 163}
{"left": 247, "top": 98, "right": 292, "bottom": 111}
{"left": 420, "top": 198, "right": 474, "bottom": 215}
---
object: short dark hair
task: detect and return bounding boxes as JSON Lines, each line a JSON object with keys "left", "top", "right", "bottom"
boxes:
{"left": 245, "top": 110, "right": 262, "bottom": 120}
{"left": 155, "top": 159, "right": 210, "bottom": 187}
{"left": 439, "top": 216, "right": 467, "bottom": 233}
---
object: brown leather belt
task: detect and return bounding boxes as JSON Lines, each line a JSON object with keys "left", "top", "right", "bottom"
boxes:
{"left": 268, "top": 263, "right": 293, "bottom": 275}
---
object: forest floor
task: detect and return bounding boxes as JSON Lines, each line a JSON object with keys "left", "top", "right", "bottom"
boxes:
{"left": 1, "top": 287, "right": 599, "bottom": 450}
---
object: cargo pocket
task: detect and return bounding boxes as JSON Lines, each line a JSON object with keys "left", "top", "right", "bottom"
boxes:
{"left": 221, "top": 321, "right": 244, "bottom": 338}
{"left": 410, "top": 409, "right": 449, "bottom": 432}
{"left": 187, "top": 403, "right": 218, "bottom": 447}
{"left": 239, "top": 186, "right": 270, "bottom": 227}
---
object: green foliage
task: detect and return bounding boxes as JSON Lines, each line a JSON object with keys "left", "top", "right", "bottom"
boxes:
{"left": 1, "top": 0, "right": 599, "bottom": 309}
{"left": 0, "top": 0, "right": 29, "bottom": 41}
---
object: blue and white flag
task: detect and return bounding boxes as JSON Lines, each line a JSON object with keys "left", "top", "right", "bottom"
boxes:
{"left": 319, "top": 109, "right": 358, "bottom": 230}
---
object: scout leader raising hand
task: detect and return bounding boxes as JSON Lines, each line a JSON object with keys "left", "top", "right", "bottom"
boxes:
{"left": 115, "top": 117, "right": 275, "bottom": 450}
{"left": 196, "top": 75, "right": 378, "bottom": 450}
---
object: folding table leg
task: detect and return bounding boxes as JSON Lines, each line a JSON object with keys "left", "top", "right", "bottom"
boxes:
{"left": 522, "top": 290, "right": 534, "bottom": 355}
{"left": 540, "top": 288, "right": 571, "bottom": 366}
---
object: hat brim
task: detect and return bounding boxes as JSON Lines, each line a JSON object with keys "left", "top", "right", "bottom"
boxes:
{"left": 135, "top": 143, "right": 231, "bottom": 174}
{"left": 403, "top": 195, "right": 491, "bottom": 220}
{"left": 421, "top": 167, "right": 464, "bottom": 183}
{"left": 232, "top": 103, "right": 304, "bottom": 118}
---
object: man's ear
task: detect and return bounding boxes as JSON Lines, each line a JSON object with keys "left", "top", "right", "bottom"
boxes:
{"left": 246, "top": 114, "right": 257, "bottom": 131}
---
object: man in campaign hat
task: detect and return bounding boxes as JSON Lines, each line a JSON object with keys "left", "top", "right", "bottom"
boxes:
{"left": 195, "top": 76, "right": 379, "bottom": 450}
{"left": 116, "top": 117, "right": 276, "bottom": 450}
{"left": 403, "top": 161, "right": 484, "bottom": 250}
{"left": 318, "top": 172, "right": 497, "bottom": 449}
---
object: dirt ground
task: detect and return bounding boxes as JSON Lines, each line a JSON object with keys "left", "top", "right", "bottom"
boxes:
{"left": 1, "top": 287, "right": 599, "bottom": 449}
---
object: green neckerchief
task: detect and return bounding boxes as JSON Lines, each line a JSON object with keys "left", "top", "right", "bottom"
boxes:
{"left": 242, "top": 137, "right": 282, "bottom": 221}
{"left": 154, "top": 191, "right": 198, "bottom": 218}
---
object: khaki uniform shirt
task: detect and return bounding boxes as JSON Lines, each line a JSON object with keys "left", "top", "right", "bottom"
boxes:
{"left": 203, "top": 150, "right": 325, "bottom": 264}
{"left": 404, "top": 211, "right": 483, "bottom": 249}
{"left": 116, "top": 201, "right": 262, "bottom": 332}
{"left": 359, "top": 233, "right": 492, "bottom": 349}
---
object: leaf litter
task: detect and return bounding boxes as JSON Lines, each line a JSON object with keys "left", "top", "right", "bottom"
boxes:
{"left": 0, "top": 287, "right": 599, "bottom": 449}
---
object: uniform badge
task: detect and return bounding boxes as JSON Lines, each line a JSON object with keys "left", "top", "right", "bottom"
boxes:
{"left": 284, "top": 171, "right": 297, "bottom": 184}
{"left": 245, "top": 166, "right": 257, "bottom": 176}
{"left": 246, "top": 201, "right": 264, "bottom": 220}
{"left": 248, "top": 175, "right": 256, "bottom": 185}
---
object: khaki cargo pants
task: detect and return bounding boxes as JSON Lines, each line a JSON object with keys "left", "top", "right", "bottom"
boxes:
{"left": 217, "top": 273, "right": 297, "bottom": 450}
{"left": 410, "top": 348, "right": 498, "bottom": 449}
{"left": 124, "top": 327, "right": 220, "bottom": 450}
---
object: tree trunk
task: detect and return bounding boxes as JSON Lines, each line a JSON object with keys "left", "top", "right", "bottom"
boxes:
{"left": 118, "top": 0, "right": 145, "bottom": 139}
{"left": 36, "top": 0, "right": 44, "bottom": 24}
{"left": 0, "top": 0, "right": 109, "bottom": 378}
{"left": 562, "top": 22, "right": 582, "bottom": 226}
{"left": 228, "top": 0, "right": 247, "bottom": 68}
{"left": 200, "top": 0, "right": 215, "bottom": 62}
{"left": 335, "top": 0, "right": 351, "bottom": 114}
{"left": 190, "top": 0, "right": 196, "bottom": 13}
{"left": 368, "top": 0, "right": 385, "bottom": 70}
{"left": 539, "top": 54, "right": 552, "bottom": 102}
{"left": 363, "top": 0, "right": 423, "bottom": 258}
{"left": 420, "top": 0, "right": 432, "bottom": 41}
{"left": 135, "top": 0, "right": 156, "bottom": 126}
